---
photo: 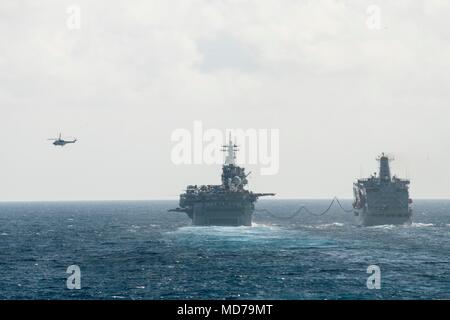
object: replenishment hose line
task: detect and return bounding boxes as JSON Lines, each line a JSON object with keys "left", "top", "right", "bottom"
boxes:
{"left": 255, "top": 197, "right": 354, "bottom": 219}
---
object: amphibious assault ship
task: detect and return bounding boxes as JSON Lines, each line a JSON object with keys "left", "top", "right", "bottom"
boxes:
{"left": 353, "top": 153, "right": 412, "bottom": 226}
{"left": 169, "top": 138, "right": 275, "bottom": 226}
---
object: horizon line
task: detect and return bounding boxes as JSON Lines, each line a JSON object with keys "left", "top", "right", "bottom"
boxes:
{"left": 0, "top": 197, "right": 449, "bottom": 203}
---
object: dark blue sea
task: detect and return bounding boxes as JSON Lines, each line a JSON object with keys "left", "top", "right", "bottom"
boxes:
{"left": 0, "top": 200, "right": 449, "bottom": 300}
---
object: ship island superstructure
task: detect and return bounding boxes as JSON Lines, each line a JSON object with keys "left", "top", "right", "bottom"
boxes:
{"left": 353, "top": 153, "right": 412, "bottom": 226}
{"left": 169, "top": 138, "right": 275, "bottom": 226}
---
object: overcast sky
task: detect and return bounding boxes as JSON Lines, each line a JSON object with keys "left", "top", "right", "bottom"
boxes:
{"left": 1, "top": 0, "right": 450, "bottom": 201}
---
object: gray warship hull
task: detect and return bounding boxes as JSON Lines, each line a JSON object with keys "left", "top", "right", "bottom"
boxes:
{"left": 189, "top": 203, "right": 253, "bottom": 226}
{"left": 169, "top": 138, "right": 274, "bottom": 227}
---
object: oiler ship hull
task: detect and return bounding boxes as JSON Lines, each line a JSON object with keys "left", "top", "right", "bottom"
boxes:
{"left": 353, "top": 208, "right": 412, "bottom": 227}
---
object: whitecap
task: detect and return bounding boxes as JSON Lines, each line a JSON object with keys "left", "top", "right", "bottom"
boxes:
{"left": 368, "top": 224, "right": 396, "bottom": 229}
{"left": 303, "top": 222, "right": 345, "bottom": 229}
{"left": 411, "top": 223, "right": 434, "bottom": 228}
{"left": 167, "top": 224, "right": 284, "bottom": 244}
{"left": 318, "top": 222, "right": 344, "bottom": 228}
{"left": 173, "top": 223, "right": 279, "bottom": 236}
{"left": 251, "top": 222, "right": 280, "bottom": 230}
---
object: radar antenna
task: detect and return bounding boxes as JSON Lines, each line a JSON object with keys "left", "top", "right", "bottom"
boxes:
{"left": 221, "top": 133, "right": 239, "bottom": 165}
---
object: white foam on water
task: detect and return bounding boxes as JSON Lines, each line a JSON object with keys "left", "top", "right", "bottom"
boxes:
{"left": 368, "top": 224, "right": 397, "bottom": 230}
{"left": 368, "top": 223, "right": 434, "bottom": 230}
{"left": 317, "top": 222, "right": 345, "bottom": 229}
{"left": 1, "top": 232, "right": 8, "bottom": 236}
{"left": 302, "top": 222, "right": 345, "bottom": 230}
{"left": 167, "top": 223, "right": 285, "bottom": 243}
{"left": 251, "top": 222, "right": 281, "bottom": 230}
{"left": 411, "top": 222, "right": 434, "bottom": 228}
{"left": 173, "top": 223, "right": 279, "bottom": 234}
{"left": 166, "top": 222, "right": 338, "bottom": 249}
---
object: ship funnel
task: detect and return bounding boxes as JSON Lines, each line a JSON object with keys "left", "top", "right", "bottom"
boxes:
{"left": 377, "top": 153, "right": 392, "bottom": 181}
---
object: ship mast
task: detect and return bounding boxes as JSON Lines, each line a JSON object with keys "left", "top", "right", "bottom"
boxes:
{"left": 222, "top": 133, "right": 238, "bottom": 166}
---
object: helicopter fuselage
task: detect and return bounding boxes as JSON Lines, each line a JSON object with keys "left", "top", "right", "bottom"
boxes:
{"left": 53, "top": 140, "right": 76, "bottom": 146}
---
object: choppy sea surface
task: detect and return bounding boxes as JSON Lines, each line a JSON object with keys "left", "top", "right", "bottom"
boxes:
{"left": 0, "top": 200, "right": 449, "bottom": 300}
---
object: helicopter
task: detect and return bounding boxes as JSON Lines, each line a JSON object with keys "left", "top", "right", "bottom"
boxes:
{"left": 48, "top": 133, "right": 77, "bottom": 146}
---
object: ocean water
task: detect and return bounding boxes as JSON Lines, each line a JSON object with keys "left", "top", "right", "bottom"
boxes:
{"left": 0, "top": 200, "right": 449, "bottom": 300}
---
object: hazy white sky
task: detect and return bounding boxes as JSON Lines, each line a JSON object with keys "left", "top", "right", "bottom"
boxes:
{"left": 1, "top": 0, "right": 450, "bottom": 201}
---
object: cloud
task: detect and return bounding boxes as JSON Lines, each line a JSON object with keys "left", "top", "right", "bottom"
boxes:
{"left": 1, "top": 0, "right": 450, "bottom": 200}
